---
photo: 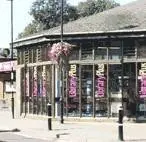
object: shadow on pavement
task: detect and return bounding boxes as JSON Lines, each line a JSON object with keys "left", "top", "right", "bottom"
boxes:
{"left": 56, "top": 133, "right": 70, "bottom": 138}
{"left": 125, "top": 139, "right": 146, "bottom": 141}
{"left": 0, "top": 128, "right": 20, "bottom": 133}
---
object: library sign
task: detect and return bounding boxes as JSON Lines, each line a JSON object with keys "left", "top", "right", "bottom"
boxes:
{"left": 95, "top": 64, "right": 105, "bottom": 98}
{"left": 139, "top": 63, "right": 146, "bottom": 98}
{"left": 69, "top": 64, "right": 77, "bottom": 97}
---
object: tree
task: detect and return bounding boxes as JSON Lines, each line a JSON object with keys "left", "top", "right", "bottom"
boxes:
{"left": 18, "top": 0, "right": 120, "bottom": 38}
{"left": 29, "top": 0, "right": 79, "bottom": 30}
{"left": 77, "top": 0, "right": 120, "bottom": 17}
{"left": 17, "top": 20, "right": 40, "bottom": 39}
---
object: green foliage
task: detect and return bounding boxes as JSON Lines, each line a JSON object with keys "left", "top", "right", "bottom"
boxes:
{"left": 18, "top": 0, "right": 120, "bottom": 39}
{"left": 18, "top": 20, "right": 40, "bottom": 39}
{"left": 30, "top": 0, "right": 79, "bottom": 30}
{"left": 77, "top": 0, "right": 120, "bottom": 17}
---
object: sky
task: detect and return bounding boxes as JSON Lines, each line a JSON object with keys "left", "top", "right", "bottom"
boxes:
{"left": 0, "top": 0, "right": 137, "bottom": 48}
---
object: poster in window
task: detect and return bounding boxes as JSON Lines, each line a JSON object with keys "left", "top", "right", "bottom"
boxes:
{"left": 95, "top": 64, "right": 105, "bottom": 98}
{"left": 69, "top": 64, "right": 77, "bottom": 97}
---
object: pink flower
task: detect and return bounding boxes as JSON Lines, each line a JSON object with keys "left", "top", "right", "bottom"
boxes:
{"left": 48, "top": 42, "right": 73, "bottom": 64}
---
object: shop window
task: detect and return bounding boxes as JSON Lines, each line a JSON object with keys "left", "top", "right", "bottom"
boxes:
{"left": 66, "top": 64, "right": 80, "bottom": 117}
{"left": 81, "top": 42, "right": 93, "bottom": 60}
{"left": 109, "top": 65, "right": 122, "bottom": 97}
{"left": 95, "top": 64, "right": 107, "bottom": 117}
{"left": 37, "top": 66, "right": 43, "bottom": 114}
{"left": 81, "top": 65, "right": 93, "bottom": 117}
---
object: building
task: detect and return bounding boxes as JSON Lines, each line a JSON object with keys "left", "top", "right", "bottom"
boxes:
{"left": 0, "top": 48, "right": 17, "bottom": 109}
{"left": 14, "top": 0, "right": 146, "bottom": 120}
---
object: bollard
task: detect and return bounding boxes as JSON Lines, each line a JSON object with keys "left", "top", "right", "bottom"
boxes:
{"left": 47, "top": 103, "right": 52, "bottom": 130}
{"left": 118, "top": 106, "right": 124, "bottom": 141}
{"left": 60, "top": 98, "right": 64, "bottom": 124}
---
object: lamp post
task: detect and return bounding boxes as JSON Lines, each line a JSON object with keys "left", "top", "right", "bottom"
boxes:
{"left": 60, "top": 0, "right": 64, "bottom": 124}
{"left": 118, "top": 40, "right": 124, "bottom": 141}
{"left": 7, "top": 0, "right": 14, "bottom": 119}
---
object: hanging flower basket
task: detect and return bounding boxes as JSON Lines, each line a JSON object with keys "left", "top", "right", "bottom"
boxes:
{"left": 48, "top": 42, "right": 73, "bottom": 65}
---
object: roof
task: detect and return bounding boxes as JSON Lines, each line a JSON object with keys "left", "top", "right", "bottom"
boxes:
{"left": 40, "top": 0, "right": 146, "bottom": 34}
{"left": 14, "top": 0, "right": 146, "bottom": 47}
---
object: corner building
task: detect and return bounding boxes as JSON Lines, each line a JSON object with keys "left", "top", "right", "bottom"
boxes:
{"left": 14, "top": 0, "right": 146, "bottom": 120}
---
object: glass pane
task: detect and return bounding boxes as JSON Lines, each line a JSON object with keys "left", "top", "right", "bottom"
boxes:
{"left": 37, "top": 66, "right": 42, "bottom": 114}
{"left": 137, "top": 63, "right": 146, "bottom": 117}
{"left": 81, "top": 42, "right": 93, "bottom": 60}
{"left": 109, "top": 64, "right": 122, "bottom": 117}
{"left": 81, "top": 65, "right": 93, "bottom": 117}
{"left": 109, "top": 48, "right": 120, "bottom": 60}
{"left": 29, "top": 67, "right": 33, "bottom": 114}
{"left": 69, "top": 49, "right": 79, "bottom": 60}
{"left": 95, "top": 44, "right": 107, "bottom": 60}
{"left": 123, "top": 40, "right": 135, "bottom": 59}
{"left": 67, "top": 64, "right": 80, "bottom": 117}
{"left": 137, "top": 39, "right": 146, "bottom": 59}
{"left": 95, "top": 64, "right": 107, "bottom": 117}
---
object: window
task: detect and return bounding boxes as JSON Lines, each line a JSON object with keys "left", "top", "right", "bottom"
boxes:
{"left": 123, "top": 40, "right": 135, "bottom": 59}
{"left": 95, "top": 64, "right": 107, "bottom": 117}
{"left": 81, "top": 42, "right": 93, "bottom": 60}
{"left": 81, "top": 65, "right": 93, "bottom": 117}
{"left": 66, "top": 64, "right": 80, "bottom": 117}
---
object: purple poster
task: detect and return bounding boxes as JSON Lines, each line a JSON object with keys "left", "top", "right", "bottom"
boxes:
{"left": 95, "top": 64, "right": 105, "bottom": 98}
{"left": 33, "top": 67, "right": 37, "bottom": 96}
{"left": 139, "top": 76, "right": 146, "bottom": 98}
{"left": 139, "top": 63, "right": 146, "bottom": 98}
{"left": 42, "top": 66, "right": 46, "bottom": 97}
{"left": 69, "top": 65, "right": 77, "bottom": 97}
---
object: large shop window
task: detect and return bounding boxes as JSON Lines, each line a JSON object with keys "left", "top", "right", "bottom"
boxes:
{"left": 81, "top": 65, "right": 93, "bottom": 117}
{"left": 95, "top": 64, "right": 107, "bottom": 117}
{"left": 109, "top": 64, "right": 122, "bottom": 116}
{"left": 21, "top": 65, "right": 52, "bottom": 115}
{"left": 137, "top": 62, "right": 146, "bottom": 118}
{"left": 67, "top": 64, "right": 80, "bottom": 117}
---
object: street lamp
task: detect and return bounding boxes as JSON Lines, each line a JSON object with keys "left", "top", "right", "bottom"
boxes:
{"left": 60, "top": 0, "right": 64, "bottom": 124}
{"left": 7, "top": 0, "right": 14, "bottom": 119}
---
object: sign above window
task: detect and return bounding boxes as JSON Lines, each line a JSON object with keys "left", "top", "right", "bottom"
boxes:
{"left": 0, "top": 61, "right": 16, "bottom": 72}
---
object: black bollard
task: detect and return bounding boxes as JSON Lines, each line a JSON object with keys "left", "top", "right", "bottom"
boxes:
{"left": 60, "top": 97, "right": 64, "bottom": 124}
{"left": 47, "top": 103, "right": 52, "bottom": 130}
{"left": 118, "top": 106, "right": 124, "bottom": 141}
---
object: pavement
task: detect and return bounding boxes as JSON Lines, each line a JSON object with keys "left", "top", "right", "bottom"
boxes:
{"left": 0, "top": 110, "right": 146, "bottom": 142}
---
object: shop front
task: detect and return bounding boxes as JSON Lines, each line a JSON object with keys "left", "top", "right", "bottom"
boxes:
{"left": 14, "top": 34, "right": 146, "bottom": 119}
